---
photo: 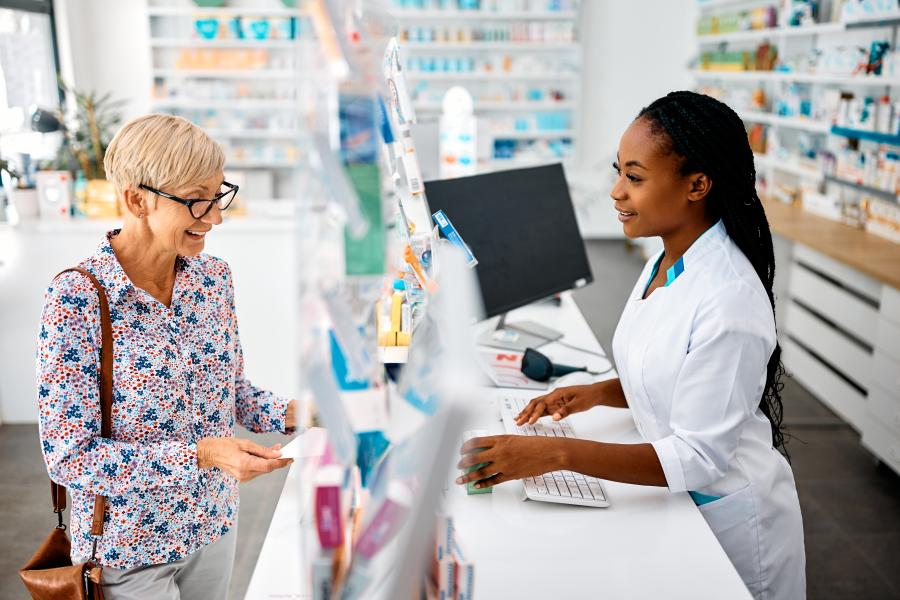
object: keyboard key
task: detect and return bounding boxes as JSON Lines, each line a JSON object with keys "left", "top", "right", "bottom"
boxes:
{"left": 546, "top": 479, "right": 560, "bottom": 496}
{"left": 588, "top": 483, "right": 605, "bottom": 500}
{"left": 578, "top": 483, "right": 592, "bottom": 498}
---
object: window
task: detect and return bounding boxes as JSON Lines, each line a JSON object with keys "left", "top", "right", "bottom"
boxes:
{"left": 0, "top": 0, "right": 61, "bottom": 171}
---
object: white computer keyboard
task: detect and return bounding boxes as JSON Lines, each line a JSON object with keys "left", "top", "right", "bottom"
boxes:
{"left": 499, "top": 396, "right": 610, "bottom": 508}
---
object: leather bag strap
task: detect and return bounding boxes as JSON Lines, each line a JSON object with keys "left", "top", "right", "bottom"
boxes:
{"left": 51, "top": 267, "right": 114, "bottom": 541}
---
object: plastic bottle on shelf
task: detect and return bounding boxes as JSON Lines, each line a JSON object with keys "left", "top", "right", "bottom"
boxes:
{"left": 876, "top": 95, "right": 893, "bottom": 134}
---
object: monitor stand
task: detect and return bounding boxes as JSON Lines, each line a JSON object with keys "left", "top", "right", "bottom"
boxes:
{"left": 477, "top": 313, "right": 563, "bottom": 352}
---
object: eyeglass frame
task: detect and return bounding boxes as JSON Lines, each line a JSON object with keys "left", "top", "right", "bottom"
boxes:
{"left": 138, "top": 181, "right": 239, "bottom": 219}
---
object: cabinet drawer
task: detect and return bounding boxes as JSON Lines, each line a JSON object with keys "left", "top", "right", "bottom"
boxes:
{"left": 785, "top": 302, "right": 871, "bottom": 390}
{"left": 872, "top": 350, "right": 900, "bottom": 402}
{"left": 882, "top": 286, "right": 900, "bottom": 327}
{"left": 862, "top": 418, "right": 900, "bottom": 477}
{"left": 793, "top": 245, "right": 882, "bottom": 302}
{"left": 789, "top": 265, "right": 878, "bottom": 346}
{"left": 869, "top": 385, "right": 900, "bottom": 441}
{"left": 782, "top": 338, "right": 867, "bottom": 430}
{"left": 875, "top": 316, "right": 900, "bottom": 363}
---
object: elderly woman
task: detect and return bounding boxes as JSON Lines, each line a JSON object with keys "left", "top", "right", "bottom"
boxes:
{"left": 36, "top": 114, "right": 296, "bottom": 599}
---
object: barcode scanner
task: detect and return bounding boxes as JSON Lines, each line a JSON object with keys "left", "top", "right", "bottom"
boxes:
{"left": 520, "top": 348, "right": 594, "bottom": 382}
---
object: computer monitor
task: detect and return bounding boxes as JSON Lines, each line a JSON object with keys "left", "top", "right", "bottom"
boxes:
{"left": 425, "top": 163, "right": 593, "bottom": 350}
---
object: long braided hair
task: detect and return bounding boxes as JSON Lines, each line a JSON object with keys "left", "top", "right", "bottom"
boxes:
{"left": 637, "top": 90, "right": 788, "bottom": 456}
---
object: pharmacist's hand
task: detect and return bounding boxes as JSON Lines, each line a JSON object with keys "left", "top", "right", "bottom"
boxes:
{"left": 455, "top": 435, "right": 564, "bottom": 490}
{"left": 515, "top": 384, "right": 598, "bottom": 425}
{"left": 197, "top": 437, "right": 292, "bottom": 482}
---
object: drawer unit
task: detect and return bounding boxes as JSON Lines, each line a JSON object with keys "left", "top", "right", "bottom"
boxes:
{"left": 869, "top": 386, "right": 900, "bottom": 441}
{"left": 862, "top": 417, "right": 900, "bottom": 475}
{"left": 782, "top": 338, "right": 867, "bottom": 430}
{"left": 784, "top": 302, "right": 871, "bottom": 392}
{"left": 788, "top": 263, "right": 879, "bottom": 346}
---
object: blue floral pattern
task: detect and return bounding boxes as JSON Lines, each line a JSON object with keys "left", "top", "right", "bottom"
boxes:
{"left": 36, "top": 231, "right": 290, "bottom": 569}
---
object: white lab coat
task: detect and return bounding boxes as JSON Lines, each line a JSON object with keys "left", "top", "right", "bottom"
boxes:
{"left": 612, "top": 221, "right": 806, "bottom": 600}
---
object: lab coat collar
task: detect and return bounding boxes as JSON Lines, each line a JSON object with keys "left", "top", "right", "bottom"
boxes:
{"left": 679, "top": 219, "right": 727, "bottom": 272}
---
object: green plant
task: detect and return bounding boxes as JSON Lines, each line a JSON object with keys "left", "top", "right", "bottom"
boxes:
{"left": 52, "top": 82, "right": 124, "bottom": 180}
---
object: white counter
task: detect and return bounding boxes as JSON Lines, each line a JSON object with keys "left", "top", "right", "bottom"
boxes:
{"left": 245, "top": 294, "right": 751, "bottom": 599}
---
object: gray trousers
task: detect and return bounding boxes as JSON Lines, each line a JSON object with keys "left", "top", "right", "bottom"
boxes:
{"left": 97, "top": 528, "right": 237, "bottom": 600}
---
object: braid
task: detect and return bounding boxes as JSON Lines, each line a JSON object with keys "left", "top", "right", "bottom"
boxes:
{"left": 637, "top": 91, "right": 789, "bottom": 457}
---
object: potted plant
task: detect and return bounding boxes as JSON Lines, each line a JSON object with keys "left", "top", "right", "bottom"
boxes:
{"left": 49, "top": 82, "right": 123, "bottom": 218}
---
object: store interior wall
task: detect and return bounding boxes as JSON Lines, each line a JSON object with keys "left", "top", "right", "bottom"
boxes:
{"left": 579, "top": 0, "right": 697, "bottom": 253}
{"left": 53, "top": 0, "right": 151, "bottom": 122}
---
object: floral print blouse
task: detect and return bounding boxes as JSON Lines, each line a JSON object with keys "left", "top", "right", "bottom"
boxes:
{"left": 36, "top": 231, "right": 290, "bottom": 569}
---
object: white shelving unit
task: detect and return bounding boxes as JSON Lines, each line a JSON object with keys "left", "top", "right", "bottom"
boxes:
{"left": 694, "top": 69, "right": 900, "bottom": 86}
{"left": 392, "top": 1, "right": 582, "bottom": 174}
{"left": 694, "top": 1, "right": 900, "bottom": 476}
{"left": 146, "top": 0, "right": 320, "bottom": 214}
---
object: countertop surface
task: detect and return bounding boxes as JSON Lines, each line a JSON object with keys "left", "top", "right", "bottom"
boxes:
{"left": 763, "top": 199, "right": 900, "bottom": 290}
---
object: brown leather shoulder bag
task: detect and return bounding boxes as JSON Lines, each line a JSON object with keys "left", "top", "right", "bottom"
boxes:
{"left": 20, "top": 267, "right": 113, "bottom": 600}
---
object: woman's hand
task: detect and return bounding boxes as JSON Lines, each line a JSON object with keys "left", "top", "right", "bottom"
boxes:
{"left": 455, "top": 435, "right": 567, "bottom": 490}
{"left": 197, "top": 437, "right": 293, "bottom": 482}
{"left": 515, "top": 384, "right": 599, "bottom": 425}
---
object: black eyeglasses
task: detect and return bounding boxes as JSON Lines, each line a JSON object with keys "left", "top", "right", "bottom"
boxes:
{"left": 139, "top": 181, "right": 239, "bottom": 219}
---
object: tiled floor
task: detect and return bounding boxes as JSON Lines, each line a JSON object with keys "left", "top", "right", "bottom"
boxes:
{"left": 2, "top": 240, "right": 899, "bottom": 599}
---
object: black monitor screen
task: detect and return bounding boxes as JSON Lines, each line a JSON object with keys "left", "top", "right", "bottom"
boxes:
{"left": 425, "top": 163, "right": 593, "bottom": 318}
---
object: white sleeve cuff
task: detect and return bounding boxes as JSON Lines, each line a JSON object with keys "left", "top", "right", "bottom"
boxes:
{"left": 651, "top": 436, "right": 688, "bottom": 493}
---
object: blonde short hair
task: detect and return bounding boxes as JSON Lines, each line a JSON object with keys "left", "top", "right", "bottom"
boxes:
{"left": 104, "top": 114, "right": 224, "bottom": 196}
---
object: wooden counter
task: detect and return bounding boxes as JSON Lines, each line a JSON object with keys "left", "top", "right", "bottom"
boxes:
{"left": 763, "top": 199, "right": 900, "bottom": 291}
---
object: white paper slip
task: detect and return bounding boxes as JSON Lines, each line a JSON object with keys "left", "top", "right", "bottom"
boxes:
{"left": 277, "top": 427, "right": 328, "bottom": 460}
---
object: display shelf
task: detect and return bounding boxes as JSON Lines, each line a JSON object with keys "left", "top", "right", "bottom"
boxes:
{"left": 693, "top": 69, "right": 900, "bottom": 87}
{"left": 405, "top": 72, "right": 578, "bottom": 81}
{"left": 754, "top": 153, "right": 824, "bottom": 181}
{"left": 149, "top": 38, "right": 298, "bottom": 48}
{"left": 488, "top": 129, "right": 577, "bottom": 140}
{"left": 391, "top": 9, "right": 578, "bottom": 20}
{"left": 403, "top": 41, "right": 578, "bottom": 51}
{"left": 824, "top": 174, "right": 900, "bottom": 204}
{"left": 153, "top": 68, "right": 302, "bottom": 79}
{"left": 226, "top": 161, "right": 300, "bottom": 169}
{"left": 697, "top": 0, "right": 778, "bottom": 11}
{"left": 414, "top": 100, "right": 576, "bottom": 111}
{"left": 844, "top": 12, "right": 900, "bottom": 29}
{"left": 151, "top": 98, "right": 297, "bottom": 109}
{"left": 147, "top": 6, "right": 302, "bottom": 16}
{"left": 205, "top": 128, "right": 305, "bottom": 139}
{"left": 698, "top": 22, "right": 846, "bottom": 44}
{"left": 830, "top": 125, "right": 900, "bottom": 145}
{"left": 737, "top": 110, "right": 831, "bottom": 133}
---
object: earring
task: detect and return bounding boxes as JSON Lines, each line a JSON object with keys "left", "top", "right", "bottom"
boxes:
{"left": 139, "top": 212, "right": 145, "bottom": 218}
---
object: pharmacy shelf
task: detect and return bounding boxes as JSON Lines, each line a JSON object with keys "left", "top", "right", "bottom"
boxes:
{"left": 226, "top": 161, "right": 300, "bottom": 169}
{"left": 403, "top": 41, "right": 578, "bottom": 51}
{"left": 698, "top": 22, "right": 846, "bottom": 44}
{"left": 754, "top": 153, "right": 823, "bottom": 181}
{"left": 150, "top": 38, "right": 299, "bottom": 48}
{"left": 206, "top": 129, "right": 305, "bottom": 139}
{"left": 151, "top": 98, "right": 297, "bottom": 109}
{"left": 405, "top": 71, "right": 578, "bottom": 82}
{"left": 488, "top": 129, "right": 576, "bottom": 140}
{"left": 824, "top": 174, "right": 900, "bottom": 204}
{"left": 697, "top": 0, "right": 778, "bottom": 11}
{"left": 830, "top": 125, "right": 900, "bottom": 145}
{"left": 153, "top": 69, "right": 302, "bottom": 80}
{"left": 414, "top": 100, "right": 576, "bottom": 111}
{"left": 391, "top": 9, "right": 578, "bottom": 20}
{"left": 148, "top": 6, "right": 303, "bottom": 16}
{"left": 843, "top": 12, "right": 900, "bottom": 29}
{"left": 737, "top": 110, "right": 831, "bottom": 133}
{"left": 693, "top": 69, "right": 900, "bottom": 87}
